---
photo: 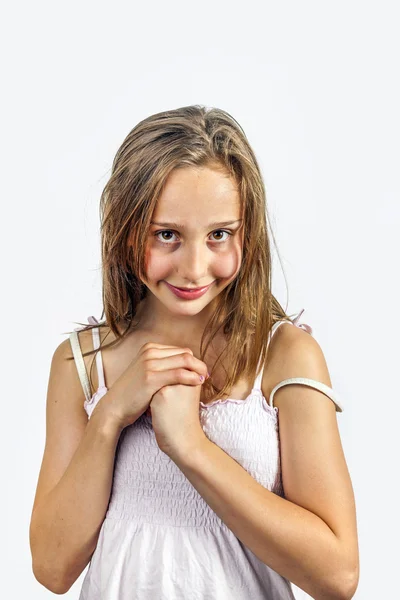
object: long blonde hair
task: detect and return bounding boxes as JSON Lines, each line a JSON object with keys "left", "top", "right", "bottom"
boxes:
{"left": 67, "top": 104, "right": 297, "bottom": 403}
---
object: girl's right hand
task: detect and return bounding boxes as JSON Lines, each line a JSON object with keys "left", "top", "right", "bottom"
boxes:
{"left": 97, "top": 342, "right": 209, "bottom": 430}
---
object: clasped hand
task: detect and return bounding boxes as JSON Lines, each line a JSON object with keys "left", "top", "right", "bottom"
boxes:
{"left": 149, "top": 381, "right": 208, "bottom": 461}
{"left": 107, "top": 342, "right": 210, "bottom": 459}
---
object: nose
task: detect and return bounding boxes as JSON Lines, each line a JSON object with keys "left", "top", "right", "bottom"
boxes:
{"left": 177, "top": 242, "right": 209, "bottom": 283}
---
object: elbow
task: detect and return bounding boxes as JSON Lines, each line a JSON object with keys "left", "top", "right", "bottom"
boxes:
{"left": 31, "top": 538, "right": 70, "bottom": 593}
{"left": 312, "top": 566, "right": 359, "bottom": 600}
{"left": 324, "top": 541, "right": 360, "bottom": 600}
{"left": 31, "top": 544, "right": 92, "bottom": 594}
{"left": 327, "top": 568, "right": 359, "bottom": 600}
{"left": 339, "top": 555, "right": 360, "bottom": 600}
{"left": 30, "top": 527, "right": 85, "bottom": 594}
{"left": 32, "top": 562, "right": 71, "bottom": 595}
{"left": 341, "top": 569, "right": 359, "bottom": 600}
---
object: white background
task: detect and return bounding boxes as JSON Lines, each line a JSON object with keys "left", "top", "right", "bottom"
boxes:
{"left": 2, "top": 1, "right": 399, "bottom": 598}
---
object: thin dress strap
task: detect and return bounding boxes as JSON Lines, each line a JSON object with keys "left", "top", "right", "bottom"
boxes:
{"left": 69, "top": 315, "right": 106, "bottom": 403}
{"left": 88, "top": 316, "right": 106, "bottom": 389}
{"left": 253, "top": 309, "right": 310, "bottom": 391}
{"left": 252, "top": 309, "right": 344, "bottom": 413}
{"left": 292, "top": 307, "right": 313, "bottom": 334}
{"left": 268, "top": 378, "right": 343, "bottom": 412}
{"left": 69, "top": 331, "right": 91, "bottom": 402}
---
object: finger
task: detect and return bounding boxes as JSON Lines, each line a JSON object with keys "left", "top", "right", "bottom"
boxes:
{"left": 146, "top": 352, "right": 207, "bottom": 379}
{"left": 155, "top": 366, "right": 206, "bottom": 386}
{"left": 140, "top": 343, "right": 194, "bottom": 356}
{"left": 142, "top": 347, "right": 194, "bottom": 361}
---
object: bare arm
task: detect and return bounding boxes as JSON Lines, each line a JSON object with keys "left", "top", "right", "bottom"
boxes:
{"left": 29, "top": 337, "right": 125, "bottom": 594}
{"left": 30, "top": 336, "right": 208, "bottom": 594}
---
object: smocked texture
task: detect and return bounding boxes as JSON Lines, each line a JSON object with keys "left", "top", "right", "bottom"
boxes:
{"left": 68, "top": 310, "right": 343, "bottom": 599}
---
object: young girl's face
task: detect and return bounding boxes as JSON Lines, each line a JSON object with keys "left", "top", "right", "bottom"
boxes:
{"left": 141, "top": 164, "right": 243, "bottom": 318}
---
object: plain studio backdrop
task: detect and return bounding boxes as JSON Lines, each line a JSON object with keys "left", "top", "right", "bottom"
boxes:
{"left": 1, "top": 1, "right": 398, "bottom": 598}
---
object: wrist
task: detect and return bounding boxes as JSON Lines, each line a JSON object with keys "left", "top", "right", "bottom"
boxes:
{"left": 168, "top": 433, "right": 210, "bottom": 466}
{"left": 90, "top": 401, "right": 126, "bottom": 437}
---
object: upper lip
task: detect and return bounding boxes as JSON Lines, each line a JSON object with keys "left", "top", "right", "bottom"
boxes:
{"left": 167, "top": 282, "right": 213, "bottom": 291}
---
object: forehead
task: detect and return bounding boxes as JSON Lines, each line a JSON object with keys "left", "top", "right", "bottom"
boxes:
{"left": 153, "top": 166, "right": 241, "bottom": 224}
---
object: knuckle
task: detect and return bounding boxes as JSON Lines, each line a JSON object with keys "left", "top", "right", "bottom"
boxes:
{"left": 144, "top": 358, "right": 155, "bottom": 371}
{"left": 143, "top": 346, "right": 153, "bottom": 356}
{"left": 182, "top": 352, "right": 193, "bottom": 365}
{"left": 143, "top": 368, "right": 153, "bottom": 385}
{"left": 157, "top": 386, "right": 167, "bottom": 398}
{"left": 141, "top": 342, "right": 155, "bottom": 354}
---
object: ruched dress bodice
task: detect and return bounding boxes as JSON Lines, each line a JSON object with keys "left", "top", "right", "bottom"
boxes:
{"left": 67, "top": 311, "right": 343, "bottom": 599}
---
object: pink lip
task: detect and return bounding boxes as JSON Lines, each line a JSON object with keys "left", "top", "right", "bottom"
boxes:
{"left": 175, "top": 285, "right": 209, "bottom": 291}
{"left": 164, "top": 281, "right": 214, "bottom": 300}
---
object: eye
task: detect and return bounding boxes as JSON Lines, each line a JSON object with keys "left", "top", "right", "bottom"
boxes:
{"left": 154, "top": 229, "right": 233, "bottom": 245}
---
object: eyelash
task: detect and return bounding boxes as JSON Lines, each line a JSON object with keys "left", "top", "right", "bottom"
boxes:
{"left": 154, "top": 229, "right": 233, "bottom": 246}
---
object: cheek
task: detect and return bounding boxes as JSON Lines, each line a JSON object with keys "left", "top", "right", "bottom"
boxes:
{"left": 144, "top": 248, "right": 173, "bottom": 280}
{"left": 213, "top": 247, "right": 242, "bottom": 279}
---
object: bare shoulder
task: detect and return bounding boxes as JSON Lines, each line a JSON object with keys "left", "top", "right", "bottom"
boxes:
{"left": 262, "top": 322, "right": 332, "bottom": 408}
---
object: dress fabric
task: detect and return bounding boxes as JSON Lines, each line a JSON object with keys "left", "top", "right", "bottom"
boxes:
{"left": 68, "top": 309, "right": 344, "bottom": 600}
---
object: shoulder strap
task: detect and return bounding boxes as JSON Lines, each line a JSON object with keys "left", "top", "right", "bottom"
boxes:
{"left": 69, "top": 330, "right": 92, "bottom": 403}
{"left": 267, "top": 377, "right": 344, "bottom": 412}
{"left": 253, "top": 309, "right": 344, "bottom": 412}
{"left": 68, "top": 315, "right": 106, "bottom": 403}
{"left": 89, "top": 317, "right": 106, "bottom": 389}
{"left": 253, "top": 309, "right": 311, "bottom": 390}
{"left": 292, "top": 308, "right": 313, "bottom": 334}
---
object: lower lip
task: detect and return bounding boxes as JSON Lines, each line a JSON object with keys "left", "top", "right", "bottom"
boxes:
{"left": 164, "top": 281, "right": 213, "bottom": 300}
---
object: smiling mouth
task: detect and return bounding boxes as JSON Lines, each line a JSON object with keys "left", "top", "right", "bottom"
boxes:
{"left": 169, "top": 283, "right": 214, "bottom": 291}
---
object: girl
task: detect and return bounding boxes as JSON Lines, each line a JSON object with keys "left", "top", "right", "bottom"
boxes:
{"left": 29, "top": 105, "right": 359, "bottom": 599}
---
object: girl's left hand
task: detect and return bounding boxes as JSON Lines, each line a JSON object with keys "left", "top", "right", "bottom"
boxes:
{"left": 149, "top": 381, "right": 207, "bottom": 461}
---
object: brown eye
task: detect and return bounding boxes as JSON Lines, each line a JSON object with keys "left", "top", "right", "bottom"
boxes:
{"left": 211, "top": 230, "right": 229, "bottom": 241}
{"left": 154, "top": 230, "right": 178, "bottom": 244}
{"left": 154, "top": 229, "right": 232, "bottom": 245}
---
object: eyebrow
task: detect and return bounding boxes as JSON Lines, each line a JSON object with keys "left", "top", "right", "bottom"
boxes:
{"left": 150, "top": 219, "right": 243, "bottom": 229}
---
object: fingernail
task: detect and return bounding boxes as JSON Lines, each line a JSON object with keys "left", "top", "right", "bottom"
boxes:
{"left": 207, "top": 372, "right": 210, "bottom": 379}
{"left": 199, "top": 375, "right": 205, "bottom": 383}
